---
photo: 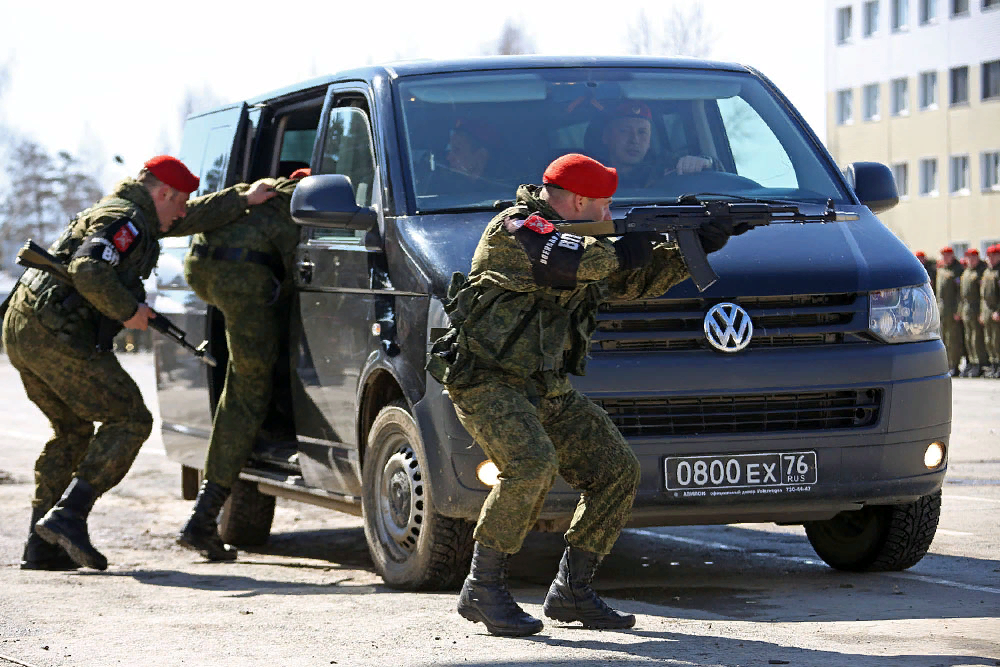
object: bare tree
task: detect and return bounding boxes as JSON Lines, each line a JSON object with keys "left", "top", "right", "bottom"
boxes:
{"left": 483, "top": 19, "right": 536, "bottom": 56}
{"left": 179, "top": 85, "right": 227, "bottom": 130}
{"left": 627, "top": 4, "right": 715, "bottom": 58}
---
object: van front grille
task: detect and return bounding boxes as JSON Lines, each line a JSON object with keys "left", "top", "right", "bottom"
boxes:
{"left": 595, "top": 389, "right": 882, "bottom": 437}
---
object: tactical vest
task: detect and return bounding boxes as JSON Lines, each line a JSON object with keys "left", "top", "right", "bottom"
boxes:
{"left": 21, "top": 198, "right": 157, "bottom": 356}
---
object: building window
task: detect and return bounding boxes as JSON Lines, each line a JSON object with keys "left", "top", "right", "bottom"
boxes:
{"left": 891, "top": 77, "right": 910, "bottom": 115}
{"left": 984, "top": 60, "right": 1000, "bottom": 100}
{"left": 951, "top": 0, "right": 969, "bottom": 13}
{"left": 863, "top": 84, "right": 881, "bottom": 120}
{"left": 892, "top": 0, "right": 910, "bottom": 29}
{"left": 983, "top": 151, "right": 1000, "bottom": 191}
{"left": 837, "top": 89, "right": 854, "bottom": 125}
{"left": 919, "top": 158, "right": 938, "bottom": 195}
{"left": 864, "top": 0, "right": 881, "bottom": 34}
{"left": 892, "top": 162, "right": 909, "bottom": 197}
{"left": 919, "top": 71, "right": 938, "bottom": 109}
{"left": 950, "top": 155, "right": 970, "bottom": 193}
{"left": 920, "top": 0, "right": 938, "bottom": 22}
{"left": 837, "top": 6, "right": 853, "bottom": 43}
{"left": 950, "top": 66, "right": 969, "bottom": 105}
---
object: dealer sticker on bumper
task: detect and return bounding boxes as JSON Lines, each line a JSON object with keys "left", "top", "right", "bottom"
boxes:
{"left": 665, "top": 451, "right": 817, "bottom": 496}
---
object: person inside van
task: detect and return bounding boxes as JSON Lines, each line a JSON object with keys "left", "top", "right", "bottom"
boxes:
{"left": 426, "top": 118, "right": 503, "bottom": 194}
{"left": 597, "top": 101, "right": 713, "bottom": 189}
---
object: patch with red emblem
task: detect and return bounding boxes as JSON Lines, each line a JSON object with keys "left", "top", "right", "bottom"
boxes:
{"left": 112, "top": 221, "right": 139, "bottom": 252}
{"left": 523, "top": 214, "right": 555, "bottom": 234}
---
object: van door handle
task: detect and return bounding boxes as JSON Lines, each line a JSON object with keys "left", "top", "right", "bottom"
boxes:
{"left": 297, "top": 255, "right": 314, "bottom": 284}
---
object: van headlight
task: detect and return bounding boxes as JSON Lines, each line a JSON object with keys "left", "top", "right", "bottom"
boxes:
{"left": 868, "top": 283, "right": 940, "bottom": 343}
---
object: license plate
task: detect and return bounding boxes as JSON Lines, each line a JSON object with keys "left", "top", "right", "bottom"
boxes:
{"left": 664, "top": 451, "right": 817, "bottom": 491}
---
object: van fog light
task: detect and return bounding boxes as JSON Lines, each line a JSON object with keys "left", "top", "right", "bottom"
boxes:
{"left": 476, "top": 460, "right": 500, "bottom": 487}
{"left": 924, "top": 442, "right": 945, "bottom": 469}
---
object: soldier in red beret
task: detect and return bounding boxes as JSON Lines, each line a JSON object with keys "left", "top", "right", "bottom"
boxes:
{"left": 959, "top": 248, "right": 989, "bottom": 376}
{"left": 914, "top": 250, "right": 937, "bottom": 292}
{"left": 936, "top": 246, "right": 965, "bottom": 376}
{"left": 981, "top": 245, "right": 1000, "bottom": 378}
{"left": 4, "top": 155, "right": 276, "bottom": 571}
{"left": 428, "top": 153, "right": 745, "bottom": 636}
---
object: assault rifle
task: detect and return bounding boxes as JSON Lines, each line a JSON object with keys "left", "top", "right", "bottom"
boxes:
{"left": 555, "top": 196, "right": 859, "bottom": 292}
{"left": 15, "top": 240, "right": 217, "bottom": 366}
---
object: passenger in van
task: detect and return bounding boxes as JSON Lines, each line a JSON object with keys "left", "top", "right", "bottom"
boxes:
{"left": 425, "top": 118, "right": 503, "bottom": 193}
{"left": 427, "top": 153, "right": 744, "bottom": 636}
{"left": 598, "top": 101, "right": 713, "bottom": 189}
{"left": 176, "top": 167, "right": 311, "bottom": 561}
{"left": 7, "top": 156, "right": 277, "bottom": 571}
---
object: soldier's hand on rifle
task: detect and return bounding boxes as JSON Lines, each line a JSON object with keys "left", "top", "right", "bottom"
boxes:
{"left": 124, "top": 303, "right": 154, "bottom": 331}
{"left": 613, "top": 232, "right": 661, "bottom": 270}
{"left": 698, "top": 219, "right": 751, "bottom": 254}
{"left": 245, "top": 179, "right": 278, "bottom": 206}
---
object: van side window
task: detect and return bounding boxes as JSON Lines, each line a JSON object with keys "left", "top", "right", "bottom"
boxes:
{"left": 196, "top": 127, "right": 236, "bottom": 195}
{"left": 313, "top": 106, "right": 376, "bottom": 242}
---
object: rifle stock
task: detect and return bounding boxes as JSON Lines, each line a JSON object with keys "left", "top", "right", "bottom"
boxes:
{"left": 15, "top": 240, "right": 216, "bottom": 366}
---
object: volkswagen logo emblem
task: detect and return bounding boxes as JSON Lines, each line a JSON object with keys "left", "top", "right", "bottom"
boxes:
{"left": 704, "top": 303, "right": 753, "bottom": 352}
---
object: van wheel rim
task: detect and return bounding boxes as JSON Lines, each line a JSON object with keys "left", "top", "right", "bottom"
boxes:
{"left": 376, "top": 445, "right": 424, "bottom": 559}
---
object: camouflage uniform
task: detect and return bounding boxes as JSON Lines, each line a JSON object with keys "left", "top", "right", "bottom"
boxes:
{"left": 183, "top": 177, "right": 300, "bottom": 488}
{"left": 936, "top": 258, "right": 965, "bottom": 372}
{"left": 979, "top": 262, "right": 1000, "bottom": 370}
{"left": 921, "top": 258, "right": 938, "bottom": 295}
{"left": 428, "top": 185, "right": 689, "bottom": 556}
{"left": 1, "top": 179, "right": 250, "bottom": 511}
{"left": 960, "top": 261, "right": 989, "bottom": 370}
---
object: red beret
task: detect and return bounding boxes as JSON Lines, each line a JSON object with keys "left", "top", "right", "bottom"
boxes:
{"left": 543, "top": 153, "right": 618, "bottom": 199}
{"left": 144, "top": 155, "right": 199, "bottom": 193}
{"left": 988, "top": 244, "right": 1000, "bottom": 254}
{"left": 611, "top": 101, "right": 652, "bottom": 121}
{"left": 914, "top": 251, "right": 926, "bottom": 259}
{"left": 940, "top": 246, "right": 954, "bottom": 254}
{"left": 289, "top": 168, "right": 311, "bottom": 180}
{"left": 965, "top": 247, "right": 979, "bottom": 257}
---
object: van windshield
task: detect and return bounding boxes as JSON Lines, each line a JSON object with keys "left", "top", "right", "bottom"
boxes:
{"left": 395, "top": 68, "right": 851, "bottom": 214}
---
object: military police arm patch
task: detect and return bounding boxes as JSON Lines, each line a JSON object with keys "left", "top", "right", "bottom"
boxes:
{"left": 509, "top": 214, "right": 585, "bottom": 290}
{"left": 74, "top": 218, "right": 142, "bottom": 267}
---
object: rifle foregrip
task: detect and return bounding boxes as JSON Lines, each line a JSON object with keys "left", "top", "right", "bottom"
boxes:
{"left": 675, "top": 229, "right": 718, "bottom": 292}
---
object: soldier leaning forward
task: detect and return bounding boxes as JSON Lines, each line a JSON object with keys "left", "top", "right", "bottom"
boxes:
{"left": 427, "top": 153, "right": 746, "bottom": 637}
{"left": 177, "top": 169, "right": 309, "bottom": 562}
{"left": 960, "top": 248, "right": 990, "bottom": 377}
{"left": 981, "top": 244, "right": 1000, "bottom": 378}
{"left": 935, "top": 247, "right": 965, "bottom": 377}
{"left": 3, "top": 156, "right": 276, "bottom": 572}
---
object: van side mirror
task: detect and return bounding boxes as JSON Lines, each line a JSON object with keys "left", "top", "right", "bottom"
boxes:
{"left": 290, "top": 174, "right": 378, "bottom": 230}
{"left": 845, "top": 161, "right": 899, "bottom": 214}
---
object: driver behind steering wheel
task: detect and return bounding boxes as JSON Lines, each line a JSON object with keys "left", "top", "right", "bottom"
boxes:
{"left": 600, "top": 101, "right": 714, "bottom": 189}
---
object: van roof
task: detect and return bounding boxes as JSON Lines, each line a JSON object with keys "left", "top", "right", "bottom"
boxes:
{"left": 219, "top": 55, "right": 752, "bottom": 112}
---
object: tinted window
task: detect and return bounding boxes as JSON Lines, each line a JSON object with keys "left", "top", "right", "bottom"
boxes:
{"left": 395, "top": 68, "right": 851, "bottom": 214}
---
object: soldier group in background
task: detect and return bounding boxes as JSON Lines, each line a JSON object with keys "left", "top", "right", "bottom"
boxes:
{"left": 920, "top": 245, "right": 1000, "bottom": 379}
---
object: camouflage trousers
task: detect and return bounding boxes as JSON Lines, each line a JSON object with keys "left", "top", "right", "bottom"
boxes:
{"left": 447, "top": 371, "right": 640, "bottom": 556}
{"left": 984, "top": 316, "right": 1000, "bottom": 364}
{"left": 941, "top": 317, "right": 965, "bottom": 369}
{"left": 962, "top": 317, "right": 988, "bottom": 366}
{"left": 188, "top": 267, "right": 284, "bottom": 489}
{"left": 2, "top": 307, "right": 152, "bottom": 509}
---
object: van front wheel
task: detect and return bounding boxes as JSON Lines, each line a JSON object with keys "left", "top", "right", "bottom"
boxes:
{"left": 362, "top": 400, "right": 474, "bottom": 590}
{"left": 804, "top": 491, "right": 941, "bottom": 572}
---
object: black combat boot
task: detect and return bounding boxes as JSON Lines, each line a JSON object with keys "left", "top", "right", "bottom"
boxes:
{"left": 457, "top": 542, "right": 543, "bottom": 637}
{"left": 966, "top": 364, "right": 982, "bottom": 378}
{"left": 21, "top": 505, "right": 79, "bottom": 571}
{"left": 34, "top": 477, "right": 108, "bottom": 571}
{"left": 543, "top": 545, "right": 636, "bottom": 629}
{"left": 948, "top": 366, "right": 959, "bottom": 377}
{"left": 177, "top": 480, "right": 237, "bottom": 561}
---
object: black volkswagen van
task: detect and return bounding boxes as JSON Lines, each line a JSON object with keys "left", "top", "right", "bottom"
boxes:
{"left": 157, "top": 56, "right": 950, "bottom": 590}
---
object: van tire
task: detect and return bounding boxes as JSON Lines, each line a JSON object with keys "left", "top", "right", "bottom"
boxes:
{"left": 362, "top": 400, "right": 474, "bottom": 591}
{"left": 804, "top": 491, "right": 941, "bottom": 572}
{"left": 219, "top": 478, "right": 276, "bottom": 547}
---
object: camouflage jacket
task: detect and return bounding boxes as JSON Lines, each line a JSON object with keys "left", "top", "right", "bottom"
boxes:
{"left": 936, "top": 259, "right": 964, "bottom": 318}
{"left": 960, "top": 262, "right": 986, "bottom": 321}
{"left": 981, "top": 264, "right": 1000, "bottom": 317}
{"left": 427, "top": 184, "right": 690, "bottom": 388}
{"left": 921, "top": 259, "right": 938, "bottom": 294}
{"left": 185, "top": 177, "right": 300, "bottom": 291}
{"left": 10, "top": 179, "right": 248, "bottom": 356}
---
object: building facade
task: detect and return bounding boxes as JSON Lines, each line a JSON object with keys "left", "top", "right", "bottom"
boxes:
{"left": 825, "top": 0, "right": 1000, "bottom": 259}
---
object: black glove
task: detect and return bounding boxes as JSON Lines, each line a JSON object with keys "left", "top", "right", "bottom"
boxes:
{"left": 613, "top": 232, "right": 661, "bottom": 270}
{"left": 698, "top": 219, "right": 750, "bottom": 254}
